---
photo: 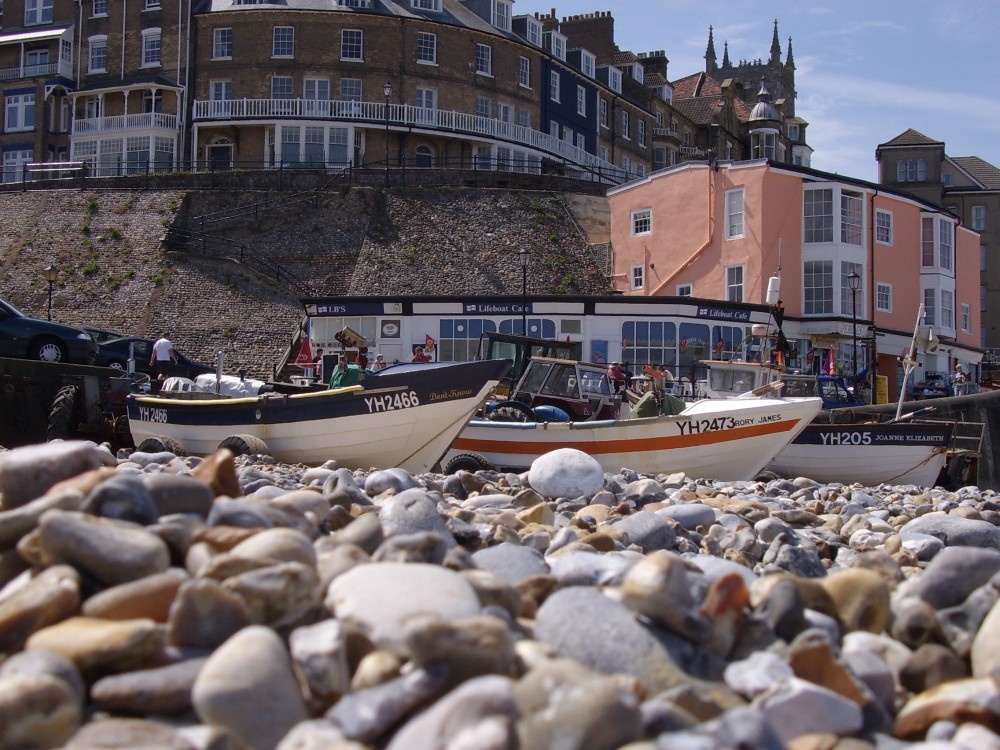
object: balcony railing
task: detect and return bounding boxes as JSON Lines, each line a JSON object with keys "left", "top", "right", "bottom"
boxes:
{"left": 0, "top": 58, "right": 73, "bottom": 82}
{"left": 72, "top": 111, "right": 180, "bottom": 135}
{"left": 192, "top": 97, "right": 629, "bottom": 183}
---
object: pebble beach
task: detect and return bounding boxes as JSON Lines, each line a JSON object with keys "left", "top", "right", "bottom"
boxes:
{"left": 1, "top": 440, "right": 1000, "bottom": 750}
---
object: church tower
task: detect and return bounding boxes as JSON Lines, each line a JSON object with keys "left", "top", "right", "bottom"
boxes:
{"left": 707, "top": 20, "right": 796, "bottom": 117}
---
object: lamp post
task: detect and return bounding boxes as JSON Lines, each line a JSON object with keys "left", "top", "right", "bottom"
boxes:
{"left": 847, "top": 268, "right": 861, "bottom": 380}
{"left": 518, "top": 248, "right": 530, "bottom": 335}
{"left": 43, "top": 264, "right": 58, "bottom": 321}
{"left": 382, "top": 81, "right": 392, "bottom": 174}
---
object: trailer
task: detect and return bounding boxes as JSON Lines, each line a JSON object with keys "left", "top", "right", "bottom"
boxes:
{"left": 0, "top": 356, "right": 137, "bottom": 450}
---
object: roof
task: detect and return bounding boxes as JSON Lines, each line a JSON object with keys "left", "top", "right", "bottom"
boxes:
{"left": 670, "top": 72, "right": 751, "bottom": 125}
{"left": 878, "top": 129, "right": 944, "bottom": 150}
{"left": 952, "top": 156, "right": 1000, "bottom": 190}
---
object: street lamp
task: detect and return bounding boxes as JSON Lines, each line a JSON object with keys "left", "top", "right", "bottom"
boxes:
{"left": 518, "top": 248, "right": 530, "bottom": 335}
{"left": 847, "top": 268, "right": 861, "bottom": 380}
{"left": 383, "top": 81, "right": 392, "bottom": 174}
{"left": 43, "top": 264, "right": 58, "bottom": 321}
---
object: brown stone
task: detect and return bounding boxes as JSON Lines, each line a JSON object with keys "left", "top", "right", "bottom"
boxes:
{"left": 190, "top": 449, "right": 242, "bottom": 499}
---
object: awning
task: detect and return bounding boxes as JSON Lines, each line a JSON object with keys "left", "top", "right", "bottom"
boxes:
{"left": 0, "top": 26, "right": 73, "bottom": 46}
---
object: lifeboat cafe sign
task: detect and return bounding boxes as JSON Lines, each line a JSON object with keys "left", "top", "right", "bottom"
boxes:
{"left": 696, "top": 306, "right": 752, "bottom": 322}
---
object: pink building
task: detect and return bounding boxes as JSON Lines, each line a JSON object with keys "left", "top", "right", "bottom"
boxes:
{"left": 608, "top": 160, "right": 982, "bottom": 398}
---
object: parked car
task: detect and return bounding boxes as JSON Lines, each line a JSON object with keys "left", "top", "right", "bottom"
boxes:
{"left": 84, "top": 327, "right": 126, "bottom": 344}
{"left": 0, "top": 297, "right": 97, "bottom": 364}
{"left": 95, "top": 337, "right": 215, "bottom": 380}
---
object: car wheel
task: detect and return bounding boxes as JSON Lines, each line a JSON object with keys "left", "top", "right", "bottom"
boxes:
{"left": 107, "top": 360, "right": 126, "bottom": 370}
{"left": 31, "top": 337, "right": 66, "bottom": 363}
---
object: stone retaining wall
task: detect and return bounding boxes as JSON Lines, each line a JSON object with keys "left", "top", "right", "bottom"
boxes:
{"left": 0, "top": 186, "right": 610, "bottom": 380}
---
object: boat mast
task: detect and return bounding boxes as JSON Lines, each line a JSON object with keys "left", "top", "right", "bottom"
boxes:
{"left": 895, "top": 303, "right": 925, "bottom": 420}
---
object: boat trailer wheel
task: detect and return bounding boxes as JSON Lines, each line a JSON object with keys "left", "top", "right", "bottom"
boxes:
{"left": 218, "top": 434, "right": 270, "bottom": 457}
{"left": 443, "top": 452, "right": 493, "bottom": 474}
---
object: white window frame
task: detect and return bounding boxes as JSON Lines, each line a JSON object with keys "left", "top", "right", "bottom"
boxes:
{"left": 141, "top": 28, "right": 162, "bottom": 68}
{"left": 841, "top": 189, "right": 863, "bottom": 246}
{"left": 803, "top": 260, "right": 833, "bottom": 315}
{"left": 411, "top": 0, "right": 441, "bottom": 10}
{"left": 962, "top": 303, "right": 971, "bottom": 333}
{"left": 804, "top": 188, "right": 833, "bottom": 244}
{"left": 607, "top": 67, "right": 622, "bottom": 93}
{"left": 576, "top": 85, "right": 585, "bottom": 116}
{"left": 840, "top": 262, "right": 863, "bottom": 316}
{"left": 475, "top": 97, "right": 490, "bottom": 119}
{"left": 876, "top": 283, "right": 892, "bottom": 313}
{"left": 88, "top": 35, "right": 108, "bottom": 73}
{"left": 621, "top": 110, "right": 630, "bottom": 140}
{"left": 339, "top": 78, "right": 362, "bottom": 104}
{"left": 5, "top": 93, "right": 35, "bottom": 132}
{"left": 210, "top": 79, "right": 233, "bottom": 101}
{"left": 518, "top": 56, "right": 530, "bottom": 88}
{"left": 581, "top": 50, "right": 595, "bottom": 78}
{"left": 25, "top": 0, "right": 54, "bottom": 25}
{"left": 631, "top": 208, "right": 651, "bottom": 236}
{"left": 941, "top": 288, "right": 954, "bottom": 330}
{"left": 631, "top": 264, "right": 644, "bottom": 291}
{"left": 272, "top": 26, "right": 294, "bottom": 58}
{"left": 525, "top": 18, "right": 542, "bottom": 47}
{"left": 271, "top": 75, "right": 293, "bottom": 99}
{"left": 475, "top": 44, "right": 492, "bottom": 76}
{"left": 341, "top": 29, "right": 363, "bottom": 61}
{"left": 726, "top": 265, "right": 744, "bottom": 303}
{"left": 599, "top": 97, "right": 607, "bottom": 128}
{"left": 677, "top": 283, "right": 692, "bottom": 297}
{"left": 491, "top": 0, "right": 512, "bottom": 32}
{"left": 638, "top": 120, "right": 646, "bottom": 147}
{"left": 875, "top": 208, "right": 892, "bottom": 245}
{"left": 923, "top": 288, "right": 936, "bottom": 326}
{"left": 213, "top": 28, "right": 233, "bottom": 60}
{"left": 725, "top": 189, "right": 744, "bottom": 239}
{"left": 145, "top": 0, "right": 161, "bottom": 8}
{"left": 549, "top": 71, "right": 560, "bottom": 102}
{"left": 416, "top": 32, "right": 437, "bottom": 64}
{"left": 92, "top": 0, "right": 108, "bottom": 17}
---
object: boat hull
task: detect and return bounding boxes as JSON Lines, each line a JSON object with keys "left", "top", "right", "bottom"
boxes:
{"left": 769, "top": 421, "right": 953, "bottom": 486}
{"left": 445, "top": 396, "right": 822, "bottom": 480}
{"left": 127, "top": 359, "right": 509, "bottom": 471}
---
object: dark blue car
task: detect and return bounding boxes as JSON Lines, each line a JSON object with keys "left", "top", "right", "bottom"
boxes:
{"left": 0, "top": 297, "right": 97, "bottom": 364}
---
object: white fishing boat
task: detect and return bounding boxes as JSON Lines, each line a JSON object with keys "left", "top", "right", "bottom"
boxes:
{"left": 696, "top": 305, "right": 958, "bottom": 487}
{"left": 443, "top": 357, "right": 821, "bottom": 479}
{"left": 128, "top": 359, "right": 510, "bottom": 471}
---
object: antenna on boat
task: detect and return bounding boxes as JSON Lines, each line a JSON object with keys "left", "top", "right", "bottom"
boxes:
{"left": 895, "top": 303, "right": 925, "bottom": 421}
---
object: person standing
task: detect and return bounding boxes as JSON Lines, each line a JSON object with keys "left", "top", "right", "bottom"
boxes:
{"left": 952, "top": 363, "right": 969, "bottom": 396}
{"left": 373, "top": 354, "right": 388, "bottom": 371}
{"left": 149, "top": 334, "right": 178, "bottom": 388}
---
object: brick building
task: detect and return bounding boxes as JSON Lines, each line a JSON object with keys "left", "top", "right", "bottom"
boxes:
{"left": 0, "top": 0, "right": 810, "bottom": 185}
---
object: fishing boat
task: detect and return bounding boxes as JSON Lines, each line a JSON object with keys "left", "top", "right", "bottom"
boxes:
{"left": 443, "top": 356, "right": 822, "bottom": 479}
{"left": 127, "top": 358, "right": 511, "bottom": 471}
{"left": 697, "top": 306, "right": 959, "bottom": 487}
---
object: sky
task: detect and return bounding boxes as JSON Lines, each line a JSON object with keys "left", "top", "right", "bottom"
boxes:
{"left": 524, "top": 0, "right": 1000, "bottom": 183}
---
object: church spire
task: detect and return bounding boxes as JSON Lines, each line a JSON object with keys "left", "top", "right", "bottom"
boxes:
{"left": 786, "top": 35, "right": 795, "bottom": 69}
{"left": 705, "top": 26, "right": 717, "bottom": 73}
{"left": 722, "top": 41, "right": 731, "bottom": 68}
{"left": 770, "top": 19, "right": 781, "bottom": 63}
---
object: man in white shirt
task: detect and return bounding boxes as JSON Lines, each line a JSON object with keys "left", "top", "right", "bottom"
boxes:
{"left": 149, "top": 334, "right": 178, "bottom": 383}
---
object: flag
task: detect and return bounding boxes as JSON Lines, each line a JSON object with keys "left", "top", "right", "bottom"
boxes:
{"left": 774, "top": 349, "right": 785, "bottom": 368}
{"left": 823, "top": 347, "right": 835, "bottom": 375}
{"left": 424, "top": 334, "right": 436, "bottom": 352}
{"left": 295, "top": 335, "right": 313, "bottom": 366}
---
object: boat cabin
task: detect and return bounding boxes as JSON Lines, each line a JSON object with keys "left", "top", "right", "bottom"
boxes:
{"left": 509, "top": 357, "right": 619, "bottom": 420}
{"left": 781, "top": 374, "right": 865, "bottom": 410}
